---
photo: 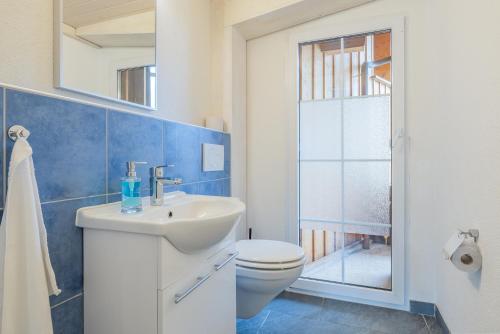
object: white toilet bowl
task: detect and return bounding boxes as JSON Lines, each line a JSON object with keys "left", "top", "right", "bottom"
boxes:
{"left": 235, "top": 239, "right": 305, "bottom": 319}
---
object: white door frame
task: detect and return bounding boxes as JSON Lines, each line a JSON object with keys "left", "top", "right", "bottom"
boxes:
{"left": 284, "top": 16, "right": 406, "bottom": 307}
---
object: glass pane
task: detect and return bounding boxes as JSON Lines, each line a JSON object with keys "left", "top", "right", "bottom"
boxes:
{"left": 299, "top": 99, "right": 342, "bottom": 160}
{"left": 344, "top": 161, "right": 391, "bottom": 225}
{"left": 300, "top": 162, "right": 342, "bottom": 221}
{"left": 301, "top": 221, "right": 344, "bottom": 283}
{"left": 343, "top": 52, "right": 351, "bottom": 98}
{"left": 340, "top": 32, "right": 392, "bottom": 97}
{"left": 343, "top": 225, "right": 392, "bottom": 290}
{"left": 342, "top": 34, "right": 367, "bottom": 97}
{"left": 313, "top": 43, "right": 324, "bottom": 100}
{"left": 333, "top": 53, "right": 342, "bottom": 98}
{"left": 300, "top": 44, "right": 313, "bottom": 101}
{"left": 324, "top": 55, "right": 334, "bottom": 99}
{"left": 344, "top": 95, "right": 391, "bottom": 160}
{"left": 373, "top": 31, "right": 392, "bottom": 88}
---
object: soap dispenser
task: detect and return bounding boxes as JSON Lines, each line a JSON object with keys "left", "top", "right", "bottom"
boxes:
{"left": 121, "top": 161, "right": 146, "bottom": 213}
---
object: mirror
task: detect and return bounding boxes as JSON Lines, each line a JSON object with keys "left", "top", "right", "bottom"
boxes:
{"left": 54, "top": 0, "right": 157, "bottom": 109}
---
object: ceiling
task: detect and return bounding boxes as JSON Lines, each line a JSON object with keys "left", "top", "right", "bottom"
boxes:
{"left": 234, "top": 0, "right": 375, "bottom": 40}
{"left": 63, "top": 0, "right": 155, "bottom": 28}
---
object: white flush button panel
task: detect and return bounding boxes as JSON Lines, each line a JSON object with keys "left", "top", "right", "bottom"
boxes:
{"left": 203, "top": 143, "right": 224, "bottom": 172}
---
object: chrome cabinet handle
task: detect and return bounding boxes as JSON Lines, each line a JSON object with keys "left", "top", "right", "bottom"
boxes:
{"left": 214, "top": 252, "right": 238, "bottom": 271}
{"left": 174, "top": 273, "right": 211, "bottom": 304}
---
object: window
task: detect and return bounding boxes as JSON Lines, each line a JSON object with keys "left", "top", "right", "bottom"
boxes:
{"left": 299, "top": 31, "right": 393, "bottom": 290}
{"left": 118, "top": 65, "right": 157, "bottom": 108}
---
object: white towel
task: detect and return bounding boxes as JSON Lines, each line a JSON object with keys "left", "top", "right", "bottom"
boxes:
{"left": 0, "top": 138, "right": 61, "bottom": 334}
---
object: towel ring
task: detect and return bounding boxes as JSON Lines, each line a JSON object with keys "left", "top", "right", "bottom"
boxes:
{"left": 8, "top": 125, "right": 30, "bottom": 141}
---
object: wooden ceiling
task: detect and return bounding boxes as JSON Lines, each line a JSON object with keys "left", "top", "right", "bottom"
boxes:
{"left": 63, "top": 0, "right": 155, "bottom": 28}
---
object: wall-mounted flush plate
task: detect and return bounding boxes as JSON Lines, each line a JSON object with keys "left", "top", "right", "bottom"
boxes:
{"left": 202, "top": 143, "right": 224, "bottom": 172}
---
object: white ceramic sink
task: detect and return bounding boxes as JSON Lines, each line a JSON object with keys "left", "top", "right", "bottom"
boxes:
{"left": 76, "top": 192, "right": 245, "bottom": 253}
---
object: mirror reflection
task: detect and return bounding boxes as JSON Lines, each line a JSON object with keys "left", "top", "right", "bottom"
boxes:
{"left": 61, "top": 0, "right": 156, "bottom": 108}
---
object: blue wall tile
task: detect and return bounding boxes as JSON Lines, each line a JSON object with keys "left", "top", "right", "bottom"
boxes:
{"left": 1, "top": 86, "right": 231, "bottom": 333}
{"left": 410, "top": 300, "right": 435, "bottom": 316}
{"left": 165, "top": 182, "right": 200, "bottom": 194}
{"left": 164, "top": 121, "right": 201, "bottom": 183}
{"left": 52, "top": 295, "right": 83, "bottom": 334}
{"left": 6, "top": 90, "right": 106, "bottom": 202}
{"left": 223, "top": 178, "right": 231, "bottom": 197}
{"left": 107, "top": 193, "right": 122, "bottom": 203}
{"left": 199, "top": 179, "right": 226, "bottom": 196}
{"left": 223, "top": 133, "right": 231, "bottom": 177}
{"left": 107, "top": 110, "right": 163, "bottom": 193}
{"left": 45, "top": 196, "right": 106, "bottom": 306}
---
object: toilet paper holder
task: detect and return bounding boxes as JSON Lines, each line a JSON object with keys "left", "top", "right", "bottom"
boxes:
{"left": 459, "top": 229, "right": 479, "bottom": 243}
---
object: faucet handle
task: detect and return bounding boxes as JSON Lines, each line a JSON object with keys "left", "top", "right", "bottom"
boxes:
{"left": 152, "top": 164, "right": 175, "bottom": 177}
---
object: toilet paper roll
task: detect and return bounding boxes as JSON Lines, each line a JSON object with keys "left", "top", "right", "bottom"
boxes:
{"left": 451, "top": 241, "right": 482, "bottom": 273}
{"left": 442, "top": 231, "right": 465, "bottom": 259}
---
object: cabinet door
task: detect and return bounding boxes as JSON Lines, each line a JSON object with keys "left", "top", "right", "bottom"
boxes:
{"left": 158, "top": 251, "right": 236, "bottom": 334}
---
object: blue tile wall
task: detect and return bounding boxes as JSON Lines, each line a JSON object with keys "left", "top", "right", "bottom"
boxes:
{"left": 107, "top": 110, "right": 163, "bottom": 194}
{"left": 51, "top": 295, "right": 83, "bottom": 334}
{"left": 410, "top": 300, "right": 435, "bottom": 316}
{"left": 6, "top": 90, "right": 107, "bottom": 202}
{"left": 0, "top": 87, "right": 231, "bottom": 333}
{"left": 46, "top": 196, "right": 107, "bottom": 306}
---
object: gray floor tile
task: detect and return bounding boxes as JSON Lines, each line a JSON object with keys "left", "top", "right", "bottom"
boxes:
{"left": 320, "top": 298, "right": 428, "bottom": 334}
{"left": 370, "top": 309, "right": 428, "bottom": 334}
{"left": 259, "top": 310, "right": 373, "bottom": 334}
{"left": 424, "top": 315, "right": 444, "bottom": 334}
{"left": 263, "top": 291, "right": 324, "bottom": 319}
{"left": 237, "top": 310, "right": 270, "bottom": 332}
{"left": 238, "top": 292, "right": 443, "bottom": 334}
{"left": 237, "top": 329, "right": 260, "bottom": 334}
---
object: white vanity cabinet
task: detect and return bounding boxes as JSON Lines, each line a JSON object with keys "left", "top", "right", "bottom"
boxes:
{"left": 82, "top": 229, "right": 237, "bottom": 334}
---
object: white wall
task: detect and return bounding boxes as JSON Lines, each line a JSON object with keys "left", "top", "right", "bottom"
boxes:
{"left": 430, "top": 1, "right": 500, "bottom": 333}
{"left": 247, "top": 31, "right": 290, "bottom": 241}
{"left": 247, "top": 0, "right": 500, "bottom": 332}
{"left": 223, "top": 26, "right": 247, "bottom": 239}
{"left": 158, "top": 0, "right": 213, "bottom": 124}
{"left": 247, "top": 0, "right": 437, "bottom": 304}
{"left": 63, "top": 35, "right": 154, "bottom": 99}
{"left": 0, "top": 0, "right": 215, "bottom": 125}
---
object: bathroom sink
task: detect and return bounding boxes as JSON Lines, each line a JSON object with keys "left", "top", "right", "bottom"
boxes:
{"left": 76, "top": 192, "right": 245, "bottom": 253}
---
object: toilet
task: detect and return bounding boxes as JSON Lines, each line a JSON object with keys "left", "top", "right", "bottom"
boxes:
{"left": 235, "top": 239, "right": 306, "bottom": 319}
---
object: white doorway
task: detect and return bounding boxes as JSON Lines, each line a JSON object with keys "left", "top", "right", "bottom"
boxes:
{"left": 286, "top": 17, "right": 405, "bottom": 306}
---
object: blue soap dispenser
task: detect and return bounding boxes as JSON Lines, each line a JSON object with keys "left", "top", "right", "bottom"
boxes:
{"left": 121, "top": 161, "right": 146, "bottom": 213}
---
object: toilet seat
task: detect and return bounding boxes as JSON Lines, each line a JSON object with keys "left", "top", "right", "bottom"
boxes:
{"left": 235, "top": 240, "right": 306, "bottom": 318}
{"left": 236, "top": 239, "right": 305, "bottom": 270}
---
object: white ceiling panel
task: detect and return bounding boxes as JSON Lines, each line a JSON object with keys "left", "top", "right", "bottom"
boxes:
{"left": 64, "top": 0, "right": 155, "bottom": 28}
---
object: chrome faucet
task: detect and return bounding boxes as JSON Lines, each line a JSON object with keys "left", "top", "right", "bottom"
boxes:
{"left": 150, "top": 165, "right": 182, "bottom": 206}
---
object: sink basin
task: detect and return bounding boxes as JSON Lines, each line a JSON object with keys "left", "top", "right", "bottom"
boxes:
{"left": 76, "top": 192, "right": 245, "bottom": 253}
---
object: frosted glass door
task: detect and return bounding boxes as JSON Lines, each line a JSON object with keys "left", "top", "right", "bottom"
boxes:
{"left": 299, "top": 31, "right": 393, "bottom": 290}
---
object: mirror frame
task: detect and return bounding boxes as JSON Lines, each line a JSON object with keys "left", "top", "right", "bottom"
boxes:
{"left": 53, "top": 0, "right": 158, "bottom": 111}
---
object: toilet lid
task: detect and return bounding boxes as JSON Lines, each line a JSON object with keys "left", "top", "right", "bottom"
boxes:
{"left": 236, "top": 240, "right": 305, "bottom": 269}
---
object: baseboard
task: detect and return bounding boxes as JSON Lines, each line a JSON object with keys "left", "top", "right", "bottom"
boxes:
{"left": 436, "top": 306, "right": 451, "bottom": 334}
{"left": 409, "top": 300, "right": 435, "bottom": 316}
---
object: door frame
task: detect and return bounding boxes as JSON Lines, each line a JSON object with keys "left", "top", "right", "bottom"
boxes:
{"left": 285, "top": 16, "right": 406, "bottom": 307}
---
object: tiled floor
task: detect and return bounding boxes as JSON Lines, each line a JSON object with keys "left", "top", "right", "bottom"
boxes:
{"left": 237, "top": 292, "right": 443, "bottom": 334}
